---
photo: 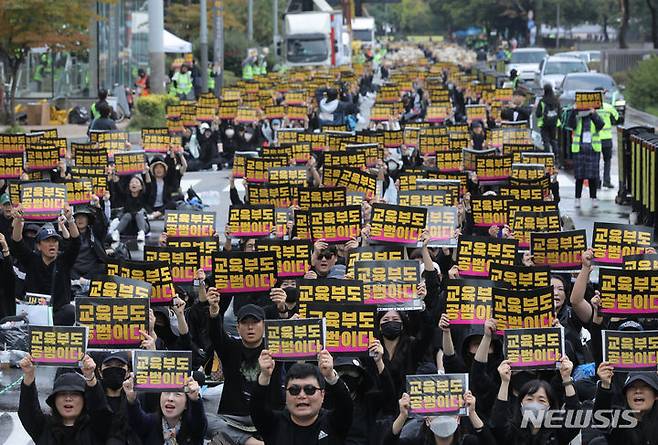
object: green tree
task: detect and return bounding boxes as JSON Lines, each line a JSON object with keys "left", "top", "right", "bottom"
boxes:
{"left": 0, "top": 0, "right": 93, "bottom": 124}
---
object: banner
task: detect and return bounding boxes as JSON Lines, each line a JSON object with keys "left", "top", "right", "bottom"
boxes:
{"left": 476, "top": 155, "right": 513, "bottom": 182}
{"left": 29, "top": 325, "right": 87, "bottom": 367}
{"left": 398, "top": 190, "right": 450, "bottom": 207}
{"left": 623, "top": 253, "right": 658, "bottom": 271}
{"left": 142, "top": 134, "right": 175, "bottom": 154}
{"left": 457, "top": 235, "right": 518, "bottom": 277}
{"left": 133, "top": 350, "right": 192, "bottom": 392}
{"left": 419, "top": 134, "right": 450, "bottom": 155}
{"left": 265, "top": 318, "right": 325, "bottom": 360}
{"left": 426, "top": 206, "right": 458, "bottom": 247}
{"left": 522, "top": 152, "right": 555, "bottom": 174}
{"left": 354, "top": 260, "right": 421, "bottom": 309}
{"left": 407, "top": 374, "right": 468, "bottom": 415}
{"left": 144, "top": 246, "right": 200, "bottom": 284}
{"left": 397, "top": 170, "right": 428, "bottom": 191}
{"left": 575, "top": 91, "right": 603, "bottom": 110}
{"left": 268, "top": 166, "right": 308, "bottom": 185}
{"left": 602, "top": 330, "right": 658, "bottom": 371}
{"left": 346, "top": 246, "right": 405, "bottom": 272}
{"left": 92, "top": 131, "right": 129, "bottom": 155}
{"left": 298, "top": 187, "right": 346, "bottom": 210}
{"left": 255, "top": 239, "right": 312, "bottom": 277}
{"left": 531, "top": 230, "right": 587, "bottom": 271}
{"left": 370, "top": 203, "right": 427, "bottom": 245}
{"left": 278, "top": 142, "right": 312, "bottom": 164}
{"left": 492, "top": 286, "right": 555, "bottom": 330}
{"left": 592, "top": 222, "right": 653, "bottom": 267}
{"left": 511, "top": 163, "right": 545, "bottom": 181}
{"left": 228, "top": 205, "right": 275, "bottom": 237}
{"left": 245, "top": 157, "right": 287, "bottom": 183}
{"left": 212, "top": 251, "right": 277, "bottom": 294}
{"left": 25, "top": 143, "right": 59, "bottom": 171}
{"left": 0, "top": 134, "right": 26, "bottom": 154}
{"left": 232, "top": 151, "right": 258, "bottom": 178}
{"left": 88, "top": 275, "right": 152, "bottom": 299}
{"left": 75, "top": 297, "right": 149, "bottom": 348}
{"left": 444, "top": 279, "right": 494, "bottom": 325}
{"left": 466, "top": 104, "right": 487, "bottom": 123}
{"left": 248, "top": 183, "right": 298, "bottom": 208}
{"left": 499, "top": 184, "right": 545, "bottom": 201}
{"left": 105, "top": 260, "right": 175, "bottom": 305}
{"left": 503, "top": 143, "right": 535, "bottom": 162}
{"left": 508, "top": 199, "right": 558, "bottom": 221}
{"left": 435, "top": 150, "right": 463, "bottom": 173}
{"left": 167, "top": 235, "right": 218, "bottom": 272}
{"left": 471, "top": 196, "right": 510, "bottom": 228}
{"left": 114, "top": 151, "right": 146, "bottom": 176}
{"left": 325, "top": 151, "right": 367, "bottom": 169}
{"left": 511, "top": 210, "right": 561, "bottom": 249}
{"left": 20, "top": 182, "right": 67, "bottom": 221}
{"left": 309, "top": 205, "right": 361, "bottom": 243}
{"left": 599, "top": 268, "right": 658, "bottom": 316}
{"left": 489, "top": 263, "right": 551, "bottom": 289}
{"left": 305, "top": 303, "right": 375, "bottom": 353}
{"left": 70, "top": 166, "right": 108, "bottom": 197}
{"left": 336, "top": 168, "right": 377, "bottom": 199}
{"left": 504, "top": 327, "right": 564, "bottom": 370}
{"left": 0, "top": 154, "right": 23, "bottom": 179}
{"left": 165, "top": 210, "right": 215, "bottom": 238}
{"left": 63, "top": 179, "right": 93, "bottom": 205}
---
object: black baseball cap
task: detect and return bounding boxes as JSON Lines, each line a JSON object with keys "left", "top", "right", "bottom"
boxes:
{"left": 102, "top": 351, "right": 129, "bottom": 366}
{"left": 237, "top": 304, "right": 265, "bottom": 322}
{"left": 624, "top": 372, "right": 658, "bottom": 393}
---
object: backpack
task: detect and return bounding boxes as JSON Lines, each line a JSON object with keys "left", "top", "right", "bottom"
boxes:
{"left": 542, "top": 100, "right": 559, "bottom": 127}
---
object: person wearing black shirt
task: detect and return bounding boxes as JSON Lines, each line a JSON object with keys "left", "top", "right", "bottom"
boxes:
{"left": 207, "top": 291, "right": 284, "bottom": 445}
{"left": 251, "top": 350, "right": 353, "bottom": 445}
{"left": 89, "top": 102, "right": 118, "bottom": 132}
{"left": 9, "top": 204, "right": 80, "bottom": 325}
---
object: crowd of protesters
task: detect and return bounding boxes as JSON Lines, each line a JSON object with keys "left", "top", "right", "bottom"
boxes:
{"left": 0, "top": 40, "right": 643, "bottom": 445}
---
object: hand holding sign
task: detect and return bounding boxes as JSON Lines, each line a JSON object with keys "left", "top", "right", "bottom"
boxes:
{"left": 597, "top": 362, "right": 614, "bottom": 389}
{"left": 399, "top": 392, "right": 411, "bottom": 418}
{"left": 186, "top": 377, "right": 200, "bottom": 401}
{"left": 498, "top": 359, "right": 512, "bottom": 382}
{"left": 139, "top": 330, "right": 156, "bottom": 350}
{"left": 207, "top": 287, "right": 220, "bottom": 318}
{"left": 123, "top": 372, "right": 137, "bottom": 403}
{"left": 270, "top": 288, "right": 286, "bottom": 312}
{"left": 258, "top": 349, "right": 275, "bottom": 385}
{"left": 81, "top": 354, "right": 97, "bottom": 384}
{"left": 19, "top": 354, "right": 36, "bottom": 385}
{"left": 559, "top": 355, "right": 573, "bottom": 382}
{"left": 318, "top": 349, "right": 335, "bottom": 381}
{"left": 582, "top": 248, "right": 594, "bottom": 271}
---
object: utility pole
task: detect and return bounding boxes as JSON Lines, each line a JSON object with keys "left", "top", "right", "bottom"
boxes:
{"left": 248, "top": 0, "right": 254, "bottom": 41}
{"left": 556, "top": 3, "right": 561, "bottom": 48}
{"left": 273, "top": 0, "right": 279, "bottom": 63}
{"left": 200, "top": 0, "right": 209, "bottom": 92}
{"left": 148, "top": 0, "right": 166, "bottom": 94}
{"left": 213, "top": 0, "right": 224, "bottom": 95}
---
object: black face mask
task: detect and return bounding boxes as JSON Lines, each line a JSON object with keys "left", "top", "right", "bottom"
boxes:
{"left": 380, "top": 321, "right": 403, "bottom": 340}
{"left": 102, "top": 367, "right": 127, "bottom": 391}
{"left": 284, "top": 287, "right": 299, "bottom": 304}
{"left": 340, "top": 374, "right": 363, "bottom": 394}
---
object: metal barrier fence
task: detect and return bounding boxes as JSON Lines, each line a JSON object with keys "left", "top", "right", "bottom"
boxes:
{"left": 602, "top": 49, "right": 658, "bottom": 75}
{"left": 616, "top": 125, "right": 657, "bottom": 233}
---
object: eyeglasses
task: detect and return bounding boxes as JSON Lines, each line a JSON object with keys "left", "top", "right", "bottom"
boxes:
{"left": 286, "top": 384, "right": 321, "bottom": 396}
{"left": 319, "top": 253, "right": 335, "bottom": 260}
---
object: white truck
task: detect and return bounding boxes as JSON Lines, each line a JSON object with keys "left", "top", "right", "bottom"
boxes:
{"left": 352, "top": 17, "right": 375, "bottom": 45}
{"left": 283, "top": 11, "right": 351, "bottom": 67}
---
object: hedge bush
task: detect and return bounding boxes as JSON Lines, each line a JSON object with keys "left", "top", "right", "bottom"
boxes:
{"left": 626, "top": 56, "right": 658, "bottom": 114}
{"left": 128, "top": 95, "right": 179, "bottom": 130}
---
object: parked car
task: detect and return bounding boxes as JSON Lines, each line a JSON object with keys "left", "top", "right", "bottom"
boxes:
{"left": 557, "top": 72, "right": 626, "bottom": 122}
{"left": 535, "top": 55, "right": 589, "bottom": 90}
{"left": 506, "top": 47, "right": 549, "bottom": 82}
{"left": 554, "top": 50, "right": 601, "bottom": 64}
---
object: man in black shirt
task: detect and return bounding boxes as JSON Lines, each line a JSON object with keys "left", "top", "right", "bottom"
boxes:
{"left": 207, "top": 290, "right": 284, "bottom": 445}
{"left": 9, "top": 204, "right": 80, "bottom": 325}
{"left": 251, "top": 350, "right": 353, "bottom": 444}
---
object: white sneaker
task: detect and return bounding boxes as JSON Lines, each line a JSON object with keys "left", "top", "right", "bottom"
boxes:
{"left": 574, "top": 198, "right": 581, "bottom": 208}
{"left": 137, "top": 230, "right": 145, "bottom": 243}
{"left": 111, "top": 230, "right": 120, "bottom": 243}
{"left": 592, "top": 199, "right": 599, "bottom": 209}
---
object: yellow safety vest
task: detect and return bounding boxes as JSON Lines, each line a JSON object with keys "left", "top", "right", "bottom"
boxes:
{"left": 596, "top": 102, "right": 619, "bottom": 142}
{"left": 571, "top": 118, "right": 602, "bottom": 153}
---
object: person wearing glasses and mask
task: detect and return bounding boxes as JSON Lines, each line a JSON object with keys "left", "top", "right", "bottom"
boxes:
{"left": 251, "top": 348, "right": 353, "bottom": 444}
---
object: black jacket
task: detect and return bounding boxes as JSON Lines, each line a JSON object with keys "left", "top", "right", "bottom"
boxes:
{"left": 9, "top": 235, "right": 80, "bottom": 311}
{"left": 251, "top": 377, "right": 354, "bottom": 445}
{"left": 0, "top": 252, "right": 15, "bottom": 319}
{"left": 127, "top": 397, "right": 206, "bottom": 445}
{"left": 19, "top": 380, "right": 112, "bottom": 445}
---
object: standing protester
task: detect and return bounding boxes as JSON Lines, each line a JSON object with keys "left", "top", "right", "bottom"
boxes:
{"left": 535, "top": 84, "right": 562, "bottom": 168}
{"left": 596, "top": 95, "right": 620, "bottom": 189}
{"left": 10, "top": 204, "right": 80, "bottom": 325}
{"left": 567, "top": 108, "right": 605, "bottom": 208}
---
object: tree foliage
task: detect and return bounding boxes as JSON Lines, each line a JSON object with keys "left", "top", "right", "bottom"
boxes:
{"left": 0, "top": 0, "right": 93, "bottom": 123}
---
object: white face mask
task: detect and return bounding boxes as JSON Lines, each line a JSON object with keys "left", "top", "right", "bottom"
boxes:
{"left": 225, "top": 129, "right": 235, "bottom": 138}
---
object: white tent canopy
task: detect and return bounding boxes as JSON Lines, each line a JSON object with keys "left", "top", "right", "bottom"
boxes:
{"left": 163, "top": 30, "right": 192, "bottom": 53}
